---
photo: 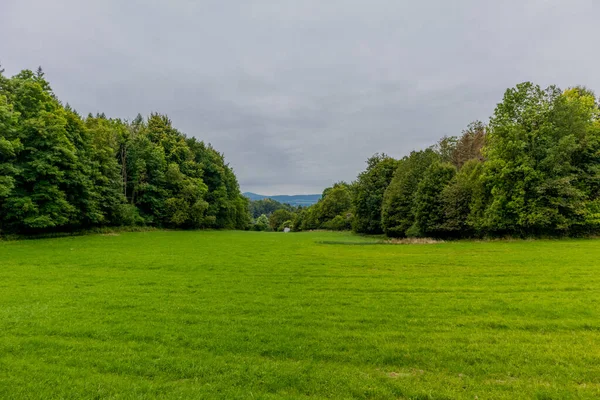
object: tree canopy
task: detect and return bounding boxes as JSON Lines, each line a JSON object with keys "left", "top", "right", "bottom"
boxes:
{"left": 3, "top": 68, "right": 600, "bottom": 239}
{"left": 296, "top": 82, "right": 600, "bottom": 238}
{"left": 0, "top": 68, "right": 249, "bottom": 234}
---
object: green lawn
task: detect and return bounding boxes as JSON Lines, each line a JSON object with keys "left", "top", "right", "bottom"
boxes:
{"left": 1, "top": 231, "right": 600, "bottom": 399}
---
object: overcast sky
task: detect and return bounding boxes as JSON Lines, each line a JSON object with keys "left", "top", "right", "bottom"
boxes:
{"left": 2, "top": 0, "right": 599, "bottom": 194}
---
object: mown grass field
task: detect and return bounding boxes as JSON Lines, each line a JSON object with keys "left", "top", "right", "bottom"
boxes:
{"left": 1, "top": 231, "right": 600, "bottom": 399}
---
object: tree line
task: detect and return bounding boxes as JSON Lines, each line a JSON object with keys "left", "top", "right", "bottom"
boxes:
{"left": 3, "top": 67, "right": 599, "bottom": 238}
{"left": 265, "top": 83, "right": 600, "bottom": 238}
{"left": 0, "top": 67, "right": 249, "bottom": 234}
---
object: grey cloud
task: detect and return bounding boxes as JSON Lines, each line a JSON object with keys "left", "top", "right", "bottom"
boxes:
{"left": 1, "top": 0, "right": 599, "bottom": 194}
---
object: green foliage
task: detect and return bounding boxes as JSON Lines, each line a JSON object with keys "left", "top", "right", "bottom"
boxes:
{"left": 249, "top": 198, "right": 294, "bottom": 219}
{"left": 381, "top": 149, "right": 439, "bottom": 237}
{"left": 352, "top": 154, "right": 399, "bottom": 234}
{"left": 481, "top": 83, "right": 599, "bottom": 236}
{"left": 0, "top": 68, "right": 248, "bottom": 234}
{"left": 413, "top": 162, "right": 456, "bottom": 237}
{"left": 291, "top": 208, "right": 305, "bottom": 231}
{"left": 269, "top": 208, "right": 294, "bottom": 231}
{"left": 319, "top": 182, "right": 352, "bottom": 221}
{"left": 0, "top": 94, "right": 21, "bottom": 200}
{"left": 374, "top": 82, "right": 600, "bottom": 238}
{"left": 281, "top": 220, "right": 293, "bottom": 231}
{"left": 300, "top": 205, "right": 320, "bottom": 231}
{"left": 321, "top": 214, "right": 352, "bottom": 231}
{"left": 441, "top": 159, "right": 484, "bottom": 235}
{"left": 3, "top": 67, "right": 600, "bottom": 239}
{"left": 300, "top": 182, "right": 353, "bottom": 231}
{"left": 0, "top": 71, "right": 80, "bottom": 231}
{"left": 84, "top": 116, "right": 129, "bottom": 225}
{"left": 253, "top": 213, "right": 269, "bottom": 231}
{"left": 186, "top": 138, "right": 249, "bottom": 230}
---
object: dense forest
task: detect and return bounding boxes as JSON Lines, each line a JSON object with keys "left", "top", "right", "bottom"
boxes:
{"left": 0, "top": 67, "right": 249, "bottom": 234}
{"left": 2, "top": 67, "right": 599, "bottom": 238}
{"left": 264, "top": 83, "right": 600, "bottom": 238}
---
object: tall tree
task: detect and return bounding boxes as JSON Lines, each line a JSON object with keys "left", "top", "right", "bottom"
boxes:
{"left": 0, "top": 94, "right": 21, "bottom": 202}
{"left": 0, "top": 67, "right": 250, "bottom": 234}
{"left": 269, "top": 208, "right": 294, "bottom": 231}
{"left": 441, "top": 159, "right": 484, "bottom": 236}
{"left": 319, "top": 182, "right": 352, "bottom": 221}
{"left": 453, "top": 121, "right": 486, "bottom": 169}
{"left": 352, "top": 154, "right": 399, "bottom": 234}
{"left": 0, "top": 70, "right": 81, "bottom": 232}
{"left": 413, "top": 162, "right": 456, "bottom": 237}
{"left": 381, "top": 149, "right": 439, "bottom": 237}
{"left": 249, "top": 198, "right": 293, "bottom": 219}
{"left": 482, "top": 82, "right": 594, "bottom": 235}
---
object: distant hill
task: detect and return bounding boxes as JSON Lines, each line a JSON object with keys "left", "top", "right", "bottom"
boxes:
{"left": 243, "top": 192, "right": 321, "bottom": 207}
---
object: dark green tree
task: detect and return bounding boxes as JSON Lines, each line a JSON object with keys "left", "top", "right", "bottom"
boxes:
{"left": 269, "top": 208, "right": 294, "bottom": 231}
{"left": 441, "top": 159, "right": 484, "bottom": 236}
{"left": 353, "top": 154, "right": 399, "bottom": 234}
{"left": 254, "top": 214, "right": 269, "bottom": 231}
{"left": 319, "top": 182, "right": 352, "bottom": 221}
{"left": 381, "top": 149, "right": 439, "bottom": 237}
{"left": 0, "top": 70, "right": 81, "bottom": 231}
{"left": 481, "top": 82, "right": 596, "bottom": 235}
{"left": 249, "top": 198, "right": 293, "bottom": 218}
{"left": 0, "top": 67, "right": 250, "bottom": 234}
{"left": 0, "top": 94, "right": 21, "bottom": 202}
{"left": 413, "top": 162, "right": 456, "bottom": 237}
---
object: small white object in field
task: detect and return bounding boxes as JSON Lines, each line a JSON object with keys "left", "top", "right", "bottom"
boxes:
{"left": 284, "top": 227, "right": 291, "bottom": 233}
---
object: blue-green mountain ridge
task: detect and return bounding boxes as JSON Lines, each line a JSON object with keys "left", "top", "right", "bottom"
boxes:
{"left": 243, "top": 192, "right": 321, "bottom": 206}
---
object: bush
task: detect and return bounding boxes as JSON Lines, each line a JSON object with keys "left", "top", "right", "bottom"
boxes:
{"left": 254, "top": 214, "right": 270, "bottom": 231}
{"left": 269, "top": 209, "right": 294, "bottom": 231}
{"left": 116, "top": 203, "right": 145, "bottom": 226}
{"left": 405, "top": 223, "right": 422, "bottom": 238}
{"left": 321, "top": 214, "right": 352, "bottom": 231}
{"left": 279, "top": 220, "right": 293, "bottom": 231}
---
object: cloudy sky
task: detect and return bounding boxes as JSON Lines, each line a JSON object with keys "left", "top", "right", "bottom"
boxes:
{"left": 2, "top": 0, "right": 598, "bottom": 194}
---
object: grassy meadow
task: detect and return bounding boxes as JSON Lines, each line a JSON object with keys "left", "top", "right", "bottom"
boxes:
{"left": 1, "top": 231, "right": 600, "bottom": 399}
